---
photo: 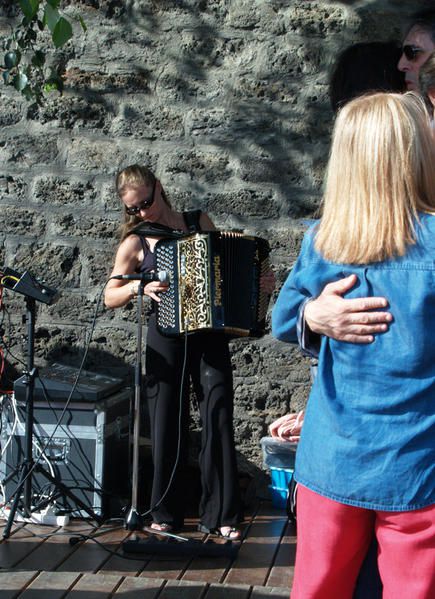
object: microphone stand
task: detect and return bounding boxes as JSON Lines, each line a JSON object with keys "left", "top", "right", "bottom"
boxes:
{"left": 124, "top": 280, "right": 145, "bottom": 531}
{"left": 121, "top": 275, "right": 239, "bottom": 559}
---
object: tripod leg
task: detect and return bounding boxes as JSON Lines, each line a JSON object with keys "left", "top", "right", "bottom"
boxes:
{"left": 3, "top": 298, "right": 38, "bottom": 539}
{"left": 2, "top": 463, "right": 30, "bottom": 539}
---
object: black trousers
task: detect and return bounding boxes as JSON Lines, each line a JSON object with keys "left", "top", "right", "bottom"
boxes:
{"left": 145, "top": 313, "right": 241, "bottom": 529}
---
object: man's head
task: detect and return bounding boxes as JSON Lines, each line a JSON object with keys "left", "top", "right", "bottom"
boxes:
{"left": 398, "top": 9, "right": 435, "bottom": 91}
{"left": 419, "top": 51, "right": 435, "bottom": 115}
{"left": 330, "top": 41, "right": 405, "bottom": 112}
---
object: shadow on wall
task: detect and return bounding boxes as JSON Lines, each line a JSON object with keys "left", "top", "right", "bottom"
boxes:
{"left": 28, "top": 0, "right": 418, "bottom": 220}
{"left": 44, "top": 344, "right": 134, "bottom": 381}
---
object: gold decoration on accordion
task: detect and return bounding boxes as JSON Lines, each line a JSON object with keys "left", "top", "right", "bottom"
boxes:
{"left": 178, "top": 236, "right": 212, "bottom": 330}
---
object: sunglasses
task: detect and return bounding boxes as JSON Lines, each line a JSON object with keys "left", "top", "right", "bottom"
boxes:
{"left": 124, "top": 180, "right": 156, "bottom": 216}
{"left": 402, "top": 45, "right": 423, "bottom": 61}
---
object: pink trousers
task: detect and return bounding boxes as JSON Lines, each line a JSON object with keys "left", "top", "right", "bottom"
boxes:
{"left": 291, "top": 485, "right": 435, "bottom": 599}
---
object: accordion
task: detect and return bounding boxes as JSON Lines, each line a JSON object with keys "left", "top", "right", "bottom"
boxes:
{"left": 155, "top": 231, "right": 271, "bottom": 337}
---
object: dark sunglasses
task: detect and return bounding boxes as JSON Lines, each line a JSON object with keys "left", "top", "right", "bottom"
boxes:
{"left": 125, "top": 180, "right": 156, "bottom": 216}
{"left": 402, "top": 45, "right": 423, "bottom": 61}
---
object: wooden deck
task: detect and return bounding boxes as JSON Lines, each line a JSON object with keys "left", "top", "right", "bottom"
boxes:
{"left": 0, "top": 503, "right": 295, "bottom": 598}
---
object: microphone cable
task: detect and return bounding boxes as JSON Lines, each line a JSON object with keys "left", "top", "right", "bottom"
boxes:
{"left": 139, "top": 325, "right": 189, "bottom": 520}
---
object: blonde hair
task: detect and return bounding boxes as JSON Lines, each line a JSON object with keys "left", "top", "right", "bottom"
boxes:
{"left": 315, "top": 92, "right": 435, "bottom": 264}
{"left": 116, "top": 164, "right": 154, "bottom": 195}
{"left": 115, "top": 164, "right": 171, "bottom": 240}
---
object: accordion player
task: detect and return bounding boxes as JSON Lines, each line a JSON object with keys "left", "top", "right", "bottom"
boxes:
{"left": 154, "top": 231, "right": 271, "bottom": 337}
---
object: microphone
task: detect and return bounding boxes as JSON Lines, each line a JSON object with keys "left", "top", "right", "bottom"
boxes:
{"left": 111, "top": 271, "right": 169, "bottom": 284}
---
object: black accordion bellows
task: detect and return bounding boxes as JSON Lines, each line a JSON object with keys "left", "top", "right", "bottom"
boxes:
{"left": 155, "top": 231, "right": 271, "bottom": 337}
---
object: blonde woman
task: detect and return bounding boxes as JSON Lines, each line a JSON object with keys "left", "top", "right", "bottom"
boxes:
{"left": 272, "top": 93, "right": 435, "bottom": 599}
{"left": 105, "top": 165, "right": 242, "bottom": 539}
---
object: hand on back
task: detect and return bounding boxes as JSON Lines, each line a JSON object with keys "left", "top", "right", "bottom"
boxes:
{"left": 304, "top": 274, "right": 393, "bottom": 343}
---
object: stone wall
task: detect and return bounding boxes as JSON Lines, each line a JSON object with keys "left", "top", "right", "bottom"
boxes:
{"left": 0, "top": 0, "right": 423, "bottom": 483}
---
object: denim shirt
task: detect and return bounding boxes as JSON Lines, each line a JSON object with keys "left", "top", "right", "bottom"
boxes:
{"left": 272, "top": 214, "right": 435, "bottom": 511}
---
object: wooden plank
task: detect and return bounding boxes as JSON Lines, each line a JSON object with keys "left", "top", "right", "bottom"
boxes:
{"left": 203, "top": 582, "right": 251, "bottom": 598}
{"left": 114, "top": 575, "right": 165, "bottom": 598}
{"left": 56, "top": 525, "right": 128, "bottom": 573}
{"left": 0, "top": 523, "right": 59, "bottom": 569}
{"left": 180, "top": 547, "right": 233, "bottom": 585}
{"left": 98, "top": 530, "right": 150, "bottom": 577}
{"left": 224, "top": 506, "right": 288, "bottom": 587}
{"left": 64, "top": 572, "right": 122, "bottom": 598}
{"left": 16, "top": 520, "right": 96, "bottom": 572}
{"left": 17, "top": 571, "right": 80, "bottom": 599}
{"left": 160, "top": 579, "right": 208, "bottom": 598}
{"left": 265, "top": 519, "right": 295, "bottom": 590}
{"left": 0, "top": 570, "right": 38, "bottom": 599}
{"left": 0, "top": 504, "right": 292, "bottom": 598}
{"left": 0, "top": 520, "right": 26, "bottom": 539}
{"left": 251, "top": 586, "right": 291, "bottom": 598}
{"left": 99, "top": 552, "right": 149, "bottom": 577}
{"left": 181, "top": 513, "right": 256, "bottom": 584}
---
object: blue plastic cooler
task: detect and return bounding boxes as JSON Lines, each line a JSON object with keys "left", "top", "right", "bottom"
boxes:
{"left": 261, "top": 437, "right": 297, "bottom": 508}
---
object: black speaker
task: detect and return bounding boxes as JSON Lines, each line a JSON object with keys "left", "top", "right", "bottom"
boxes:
{"left": 1, "top": 388, "right": 131, "bottom": 518}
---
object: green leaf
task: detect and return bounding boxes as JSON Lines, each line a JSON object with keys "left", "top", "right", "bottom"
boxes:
{"left": 46, "top": 0, "right": 61, "bottom": 8}
{"left": 52, "top": 17, "right": 73, "bottom": 48}
{"left": 13, "top": 71, "right": 29, "bottom": 91}
{"left": 43, "top": 81, "right": 59, "bottom": 93}
{"left": 5, "top": 50, "right": 21, "bottom": 69}
{"left": 78, "top": 15, "right": 87, "bottom": 33}
{"left": 18, "top": 0, "right": 40, "bottom": 21}
{"left": 44, "top": 4, "right": 60, "bottom": 33}
{"left": 45, "top": 70, "right": 64, "bottom": 94}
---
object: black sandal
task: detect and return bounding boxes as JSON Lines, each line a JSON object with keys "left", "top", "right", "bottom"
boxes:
{"left": 198, "top": 523, "right": 242, "bottom": 540}
{"left": 149, "top": 522, "right": 173, "bottom": 533}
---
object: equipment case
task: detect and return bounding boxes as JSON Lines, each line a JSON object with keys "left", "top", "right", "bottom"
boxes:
{"left": 0, "top": 387, "right": 132, "bottom": 519}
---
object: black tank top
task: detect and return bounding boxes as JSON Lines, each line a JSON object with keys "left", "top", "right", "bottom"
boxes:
{"left": 138, "top": 210, "right": 202, "bottom": 273}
